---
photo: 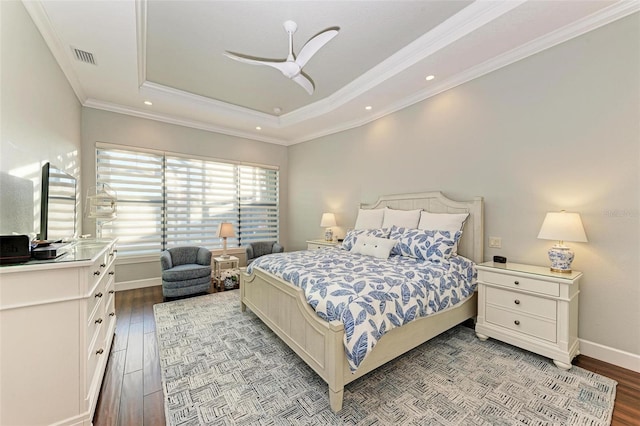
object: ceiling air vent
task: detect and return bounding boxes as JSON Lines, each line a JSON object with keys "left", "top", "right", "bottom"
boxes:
{"left": 72, "top": 47, "right": 96, "bottom": 65}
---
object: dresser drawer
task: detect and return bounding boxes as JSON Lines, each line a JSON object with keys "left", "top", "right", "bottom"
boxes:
{"left": 480, "top": 271, "right": 559, "bottom": 297}
{"left": 486, "top": 305, "right": 556, "bottom": 342}
{"left": 486, "top": 287, "right": 557, "bottom": 320}
{"left": 85, "top": 321, "right": 106, "bottom": 392}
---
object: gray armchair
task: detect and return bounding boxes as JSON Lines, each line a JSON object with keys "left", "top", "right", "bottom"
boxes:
{"left": 245, "top": 241, "right": 284, "bottom": 265}
{"left": 160, "top": 246, "right": 212, "bottom": 298}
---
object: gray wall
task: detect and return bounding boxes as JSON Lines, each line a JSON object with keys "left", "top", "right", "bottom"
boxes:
{"left": 81, "top": 108, "right": 289, "bottom": 282}
{"left": 0, "top": 1, "right": 82, "bottom": 236}
{"left": 288, "top": 15, "right": 639, "bottom": 356}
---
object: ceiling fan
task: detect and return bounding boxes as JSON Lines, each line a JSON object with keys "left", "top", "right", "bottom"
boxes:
{"left": 224, "top": 20, "right": 339, "bottom": 95}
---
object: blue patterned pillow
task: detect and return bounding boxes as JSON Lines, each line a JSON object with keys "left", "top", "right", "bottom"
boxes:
{"left": 341, "top": 228, "right": 390, "bottom": 251}
{"left": 389, "top": 226, "right": 461, "bottom": 262}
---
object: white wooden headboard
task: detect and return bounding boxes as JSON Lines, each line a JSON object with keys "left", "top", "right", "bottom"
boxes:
{"left": 360, "top": 191, "right": 484, "bottom": 264}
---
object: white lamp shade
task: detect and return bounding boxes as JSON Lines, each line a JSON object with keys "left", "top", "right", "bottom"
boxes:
{"left": 216, "top": 222, "right": 236, "bottom": 238}
{"left": 537, "top": 211, "right": 587, "bottom": 243}
{"left": 320, "top": 212, "right": 337, "bottom": 227}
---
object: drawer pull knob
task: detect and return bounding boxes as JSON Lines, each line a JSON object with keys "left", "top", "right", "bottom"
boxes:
{"left": 514, "top": 280, "right": 520, "bottom": 285}
{"left": 95, "top": 318, "right": 103, "bottom": 324}
{"left": 109, "top": 290, "right": 115, "bottom": 294}
{"left": 514, "top": 300, "right": 520, "bottom": 305}
{"left": 514, "top": 320, "right": 520, "bottom": 325}
{"left": 109, "top": 312, "right": 115, "bottom": 317}
{"left": 94, "top": 270, "right": 101, "bottom": 276}
{"left": 108, "top": 271, "right": 115, "bottom": 276}
{"left": 95, "top": 292, "right": 103, "bottom": 298}
{"left": 100, "top": 263, "right": 106, "bottom": 268}
{"left": 96, "top": 348, "right": 104, "bottom": 355}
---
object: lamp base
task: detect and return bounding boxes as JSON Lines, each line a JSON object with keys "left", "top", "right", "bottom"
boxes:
{"left": 548, "top": 245, "right": 574, "bottom": 273}
{"left": 324, "top": 228, "right": 333, "bottom": 242}
{"left": 220, "top": 254, "right": 230, "bottom": 259}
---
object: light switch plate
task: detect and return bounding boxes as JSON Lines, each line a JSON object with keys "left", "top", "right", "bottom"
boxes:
{"left": 489, "top": 236, "right": 502, "bottom": 248}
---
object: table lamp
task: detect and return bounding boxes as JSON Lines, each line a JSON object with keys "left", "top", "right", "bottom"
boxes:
{"left": 537, "top": 211, "right": 587, "bottom": 273}
{"left": 216, "top": 222, "right": 235, "bottom": 259}
{"left": 320, "top": 213, "right": 337, "bottom": 242}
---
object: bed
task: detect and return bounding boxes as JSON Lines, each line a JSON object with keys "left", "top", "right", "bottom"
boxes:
{"left": 239, "top": 191, "right": 484, "bottom": 412}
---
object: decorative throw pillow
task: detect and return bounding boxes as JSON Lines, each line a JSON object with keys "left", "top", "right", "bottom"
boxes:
{"left": 389, "top": 226, "right": 461, "bottom": 262}
{"left": 350, "top": 236, "right": 396, "bottom": 259}
{"left": 381, "top": 207, "right": 421, "bottom": 229}
{"left": 341, "top": 228, "right": 390, "bottom": 251}
{"left": 418, "top": 211, "right": 469, "bottom": 254}
{"left": 354, "top": 208, "right": 385, "bottom": 230}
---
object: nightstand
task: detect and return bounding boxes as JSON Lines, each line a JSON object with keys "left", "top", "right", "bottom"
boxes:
{"left": 306, "top": 239, "right": 340, "bottom": 250}
{"left": 475, "top": 261, "right": 582, "bottom": 370}
{"left": 212, "top": 255, "right": 239, "bottom": 291}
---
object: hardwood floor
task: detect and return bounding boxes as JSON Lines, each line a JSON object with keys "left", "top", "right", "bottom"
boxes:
{"left": 93, "top": 286, "right": 640, "bottom": 425}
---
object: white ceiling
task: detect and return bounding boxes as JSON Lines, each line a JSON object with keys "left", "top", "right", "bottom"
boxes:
{"left": 23, "top": 0, "right": 638, "bottom": 146}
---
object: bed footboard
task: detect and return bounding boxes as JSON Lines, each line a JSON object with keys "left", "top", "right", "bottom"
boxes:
{"left": 240, "top": 267, "right": 347, "bottom": 411}
{"left": 241, "top": 266, "right": 478, "bottom": 412}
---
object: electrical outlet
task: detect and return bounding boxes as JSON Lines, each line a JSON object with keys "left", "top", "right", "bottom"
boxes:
{"left": 489, "top": 236, "right": 502, "bottom": 248}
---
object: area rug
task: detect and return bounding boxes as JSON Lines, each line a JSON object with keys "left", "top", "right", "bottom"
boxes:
{"left": 154, "top": 291, "right": 616, "bottom": 425}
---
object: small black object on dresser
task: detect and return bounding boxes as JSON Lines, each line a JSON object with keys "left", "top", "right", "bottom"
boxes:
{"left": 0, "top": 235, "right": 31, "bottom": 264}
{"left": 493, "top": 255, "right": 507, "bottom": 263}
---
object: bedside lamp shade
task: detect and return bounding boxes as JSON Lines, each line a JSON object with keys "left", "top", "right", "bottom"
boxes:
{"left": 537, "top": 211, "right": 587, "bottom": 273}
{"left": 320, "top": 213, "right": 337, "bottom": 242}
{"left": 216, "top": 222, "right": 235, "bottom": 259}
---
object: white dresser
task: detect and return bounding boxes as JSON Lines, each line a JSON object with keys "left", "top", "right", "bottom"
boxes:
{"left": 0, "top": 239, "right": 117, "bottom": 425}
{"left": 475, "top": 261, "right": 581, "bottom": 370}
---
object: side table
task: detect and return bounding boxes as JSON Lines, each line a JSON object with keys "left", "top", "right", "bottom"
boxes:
{"left": 212, "top": 255, "right": 240, "bottom": 291}
{"left": 475, "top": 261, "right": 582, "bottom": 369}
{"left": 306, "top": 239, "right": 340, "bottom": 250}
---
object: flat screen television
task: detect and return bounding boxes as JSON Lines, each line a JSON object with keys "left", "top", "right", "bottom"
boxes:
{"left": 38, "top": 162, "right": 77, "bottom": 241}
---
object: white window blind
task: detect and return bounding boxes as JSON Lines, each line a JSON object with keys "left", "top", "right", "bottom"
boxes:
{"left": 95, "top": 145, "right": 279, "bottom": 257}
{"left": 96, "top": 147, "right": 164, "bottom": 256}
{"left": 239, "top": 165, "right": 279, "bottom": 244}
{"left": 165, "top": 155, "right": 238, "bottom": 249}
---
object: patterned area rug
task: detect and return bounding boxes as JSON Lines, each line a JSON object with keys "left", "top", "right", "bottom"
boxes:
{"left": 154, "top": 291, "right": 616, "bottom": 425}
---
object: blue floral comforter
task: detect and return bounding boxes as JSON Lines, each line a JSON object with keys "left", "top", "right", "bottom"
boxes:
{"left": 247, "top": 247, "right": 477, "bottom": 371}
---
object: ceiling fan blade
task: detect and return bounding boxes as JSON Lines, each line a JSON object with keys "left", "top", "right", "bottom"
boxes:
{"left": 224, "top": 52, "right": 288, "bottom": 74}
{"left": 292, "top": 74, "right": 314, "bottom": 95}
{"left": 295, "top": 29, "right": 339, "bottom": 68}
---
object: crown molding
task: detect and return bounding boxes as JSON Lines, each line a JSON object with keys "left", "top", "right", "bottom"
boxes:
{"left": 135, "top": 0, "right": 147, "bottom": 88}
{"left": 21, "top": 0, "right": 87, "bottom": 103}
{"left": 83, "top": 98, "right": 289, "bottom": 146}
{"left": 288, "top": 0, "right": 640, "bottom": 145}
{"left": 140, "top": 81, "right": 280, "bottom": 125}
{"left": 279, "top": 0, "right": 526, "bottom": 127}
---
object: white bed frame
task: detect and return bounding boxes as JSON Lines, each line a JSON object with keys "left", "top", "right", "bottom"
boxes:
{"left": 240, "top": 191, "right": 484, "bottom": 412}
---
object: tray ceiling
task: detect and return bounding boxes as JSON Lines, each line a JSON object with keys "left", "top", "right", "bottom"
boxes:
{"left": 23, "top": 0, "right": 637, "bottom": 145}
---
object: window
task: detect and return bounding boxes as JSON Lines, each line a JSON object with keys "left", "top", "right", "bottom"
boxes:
{"left": 96, "top": 144, "right": 279, "bottom": 257}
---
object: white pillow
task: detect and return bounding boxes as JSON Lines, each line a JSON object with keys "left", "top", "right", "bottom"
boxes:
{"left": 350, "top": 236, "right": 396, "bottom": 259}
{"left": 381, "top": 207, "right": 421, "bottom": 229}
{"left": 418, "top": 211, "right": 469, "bottom": 233}
{"left": 354, "top": 208, "right": 384, "bottom": 230}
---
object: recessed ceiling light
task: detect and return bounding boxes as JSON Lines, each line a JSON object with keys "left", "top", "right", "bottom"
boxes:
{"left": 273, "top": 107, "right": 282, "bottom": 114}
{"left": 425, "top": 75, "right": 435, "bottom": 81}
{"left": 365, "top": 106, "right": 372, "bottom": 110}
{"left": 144, "top": 100, "right": 153, "bottom": 105}
{"left": 256, "top": 126, "right": 262, "bottom": 130}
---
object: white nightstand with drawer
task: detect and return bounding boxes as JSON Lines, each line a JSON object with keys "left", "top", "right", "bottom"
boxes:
{"left": 306, "top": 239, "right": 340, "bottom": 250}
{"left": 475, "top": 261, "right": 582, "bottom": 370}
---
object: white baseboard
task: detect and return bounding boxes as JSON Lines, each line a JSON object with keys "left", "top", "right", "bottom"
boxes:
{"left": 579, "top": 338, "right": 640, "bottom": 373}
{"left": 115, "top": 277, "right": 161, "bottom": 292}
